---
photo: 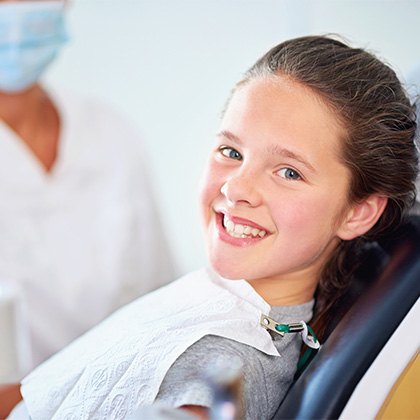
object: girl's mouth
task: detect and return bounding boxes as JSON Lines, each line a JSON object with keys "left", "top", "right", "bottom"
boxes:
{"left": 214, "top": 212, "right": 269, "bottom": 247}
{"left": 222, "top": 214, "right": 267, "bottom": 238}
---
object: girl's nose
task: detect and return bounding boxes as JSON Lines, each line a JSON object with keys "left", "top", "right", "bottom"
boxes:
{"left": 220, "top": 173, "right": 262, "bottom": 208}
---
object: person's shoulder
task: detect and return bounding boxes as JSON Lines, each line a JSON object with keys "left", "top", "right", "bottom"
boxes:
{"left": 157, "top": 335, "right": 256, "bottom": 406}
{"left": 44, "top": 84, "right": 105, "bottom": 115}
{"left": 159, "top": 334, "right": 284, "bottom": 419}
{"left": 197, "top": 335, "right": 299, "bottom": 419}
{"left": 190, "top": 335, "right": 280, "bottom": 418}
{"left": 190, "top": 335, "right": 270, "bottom": 370}
{"left": 45, "top": 84, "right": 144, "bottom": 146}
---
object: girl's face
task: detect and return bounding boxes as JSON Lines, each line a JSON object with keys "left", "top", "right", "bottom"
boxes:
{"left": 199, "top": 76, "right": 354, "bottom": 304}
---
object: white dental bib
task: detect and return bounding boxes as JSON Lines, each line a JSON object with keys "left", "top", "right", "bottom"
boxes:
{"left": 21, "top": 269, "right": 280, "bottom": 419}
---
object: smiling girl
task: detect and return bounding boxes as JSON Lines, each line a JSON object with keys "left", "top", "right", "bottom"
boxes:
{"left": 202, "top": 75, "right": 358, "bottom": 307}
{"left": 14, "top": 35, "right": 418, "bottom": 420}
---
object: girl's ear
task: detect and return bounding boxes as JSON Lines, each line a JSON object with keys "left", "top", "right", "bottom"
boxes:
{"left": 337, "top": 195, "right": 388, "bottom": 241}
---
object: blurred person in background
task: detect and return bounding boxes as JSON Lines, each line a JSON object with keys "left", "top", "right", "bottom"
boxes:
{"left": 0, "top": 0, "right": 174, "bottom": 384}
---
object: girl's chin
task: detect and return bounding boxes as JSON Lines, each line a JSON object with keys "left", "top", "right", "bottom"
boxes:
{"left": 209, "top": 259, "right": 249, "bottom": 281}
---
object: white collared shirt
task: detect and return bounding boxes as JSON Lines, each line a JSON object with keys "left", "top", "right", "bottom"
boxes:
{"left": 0, "top": 86, "right": 175, "bottom": 370}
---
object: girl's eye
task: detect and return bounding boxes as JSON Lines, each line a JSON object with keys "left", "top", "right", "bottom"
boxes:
{"left": 220, "top": 147, "right": 242, "bottom": 161}
{"left": 278, "top": 167, "right": 302, "bottom": 181}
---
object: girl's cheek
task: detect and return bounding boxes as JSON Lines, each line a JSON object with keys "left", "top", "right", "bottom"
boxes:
{"left": 198, "top": 168, "right": 220, "bottom": 211}
{"left": 199, "top": 160, "right": 224, "bottom": 195}
{"left": 199, "top": 176, "right": 221, "bottom": 206}
{"left": 270, "top": 196, "right": 316, "bottom": 230}
{"left": 198, "top": 161, "right": 213, "bottom": 196}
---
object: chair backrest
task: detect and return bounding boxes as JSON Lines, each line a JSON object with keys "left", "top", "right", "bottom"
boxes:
{"left": 273, "top": 215, "right": 420, "bottom": 419}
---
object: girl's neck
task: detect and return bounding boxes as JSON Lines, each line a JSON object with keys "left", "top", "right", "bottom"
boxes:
{"left": 247, "top": 273, "right": 317, "bottom": 306}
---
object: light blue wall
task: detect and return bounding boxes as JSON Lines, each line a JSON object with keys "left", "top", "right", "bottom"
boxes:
{"left": 45, "top": 0, "right": 420, "bottom": 274}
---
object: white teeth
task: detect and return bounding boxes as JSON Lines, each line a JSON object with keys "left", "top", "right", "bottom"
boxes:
{"left": 224, "top": 215, "right": 235, "bottom": 233}
{"left": 222, "top": 215, "right": 267, "bottom": 239}
{"left": 234, "top": 224, "right": 244, "bottom": 234}
{"left": 251, "top": 228, "right": 260, "bottom": 237}
{"left": 226, "top": 220, "right": 234, "bottom": 232}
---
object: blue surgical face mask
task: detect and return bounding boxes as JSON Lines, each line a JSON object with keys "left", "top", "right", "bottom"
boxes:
{"left": 0, "top": 1, "right": 68, "bottom": 93}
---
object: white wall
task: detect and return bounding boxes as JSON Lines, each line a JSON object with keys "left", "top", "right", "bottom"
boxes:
{"left": 45, "top": 0, "right": 420, "bottom": 275}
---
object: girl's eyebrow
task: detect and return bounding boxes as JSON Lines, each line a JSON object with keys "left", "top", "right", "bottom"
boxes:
{"left": 217, "top": 130, "right": 242, "bottom": 144}
{"left": 217, "top": 130, "right": 316, "bottom": 173}
{"left": 268, "top": 144, "right": 317, "bottom": 173}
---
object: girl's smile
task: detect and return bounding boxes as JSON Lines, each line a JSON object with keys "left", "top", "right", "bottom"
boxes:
{"left": 215, "top": 211, "right": 271, "bottom": 247}
{"left": 200, "top": 75, "right": 354, "bottom": 305}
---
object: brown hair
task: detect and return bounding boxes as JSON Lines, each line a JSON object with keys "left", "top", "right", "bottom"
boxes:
{"left": 238, "top": 35, "right": 419, "bottom": 339}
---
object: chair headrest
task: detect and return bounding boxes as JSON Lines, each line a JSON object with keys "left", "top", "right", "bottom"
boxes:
{"left": 273, "top": 214, "right": 420, "bottom": 419}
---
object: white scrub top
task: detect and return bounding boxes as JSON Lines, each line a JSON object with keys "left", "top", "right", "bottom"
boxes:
{"left": 0, "top": 86, "right": 175, "bottom": 370}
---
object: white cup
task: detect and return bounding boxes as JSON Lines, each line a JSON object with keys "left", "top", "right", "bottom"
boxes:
{"left": 0, "top": 281, "right": 31, "bottom": 383}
